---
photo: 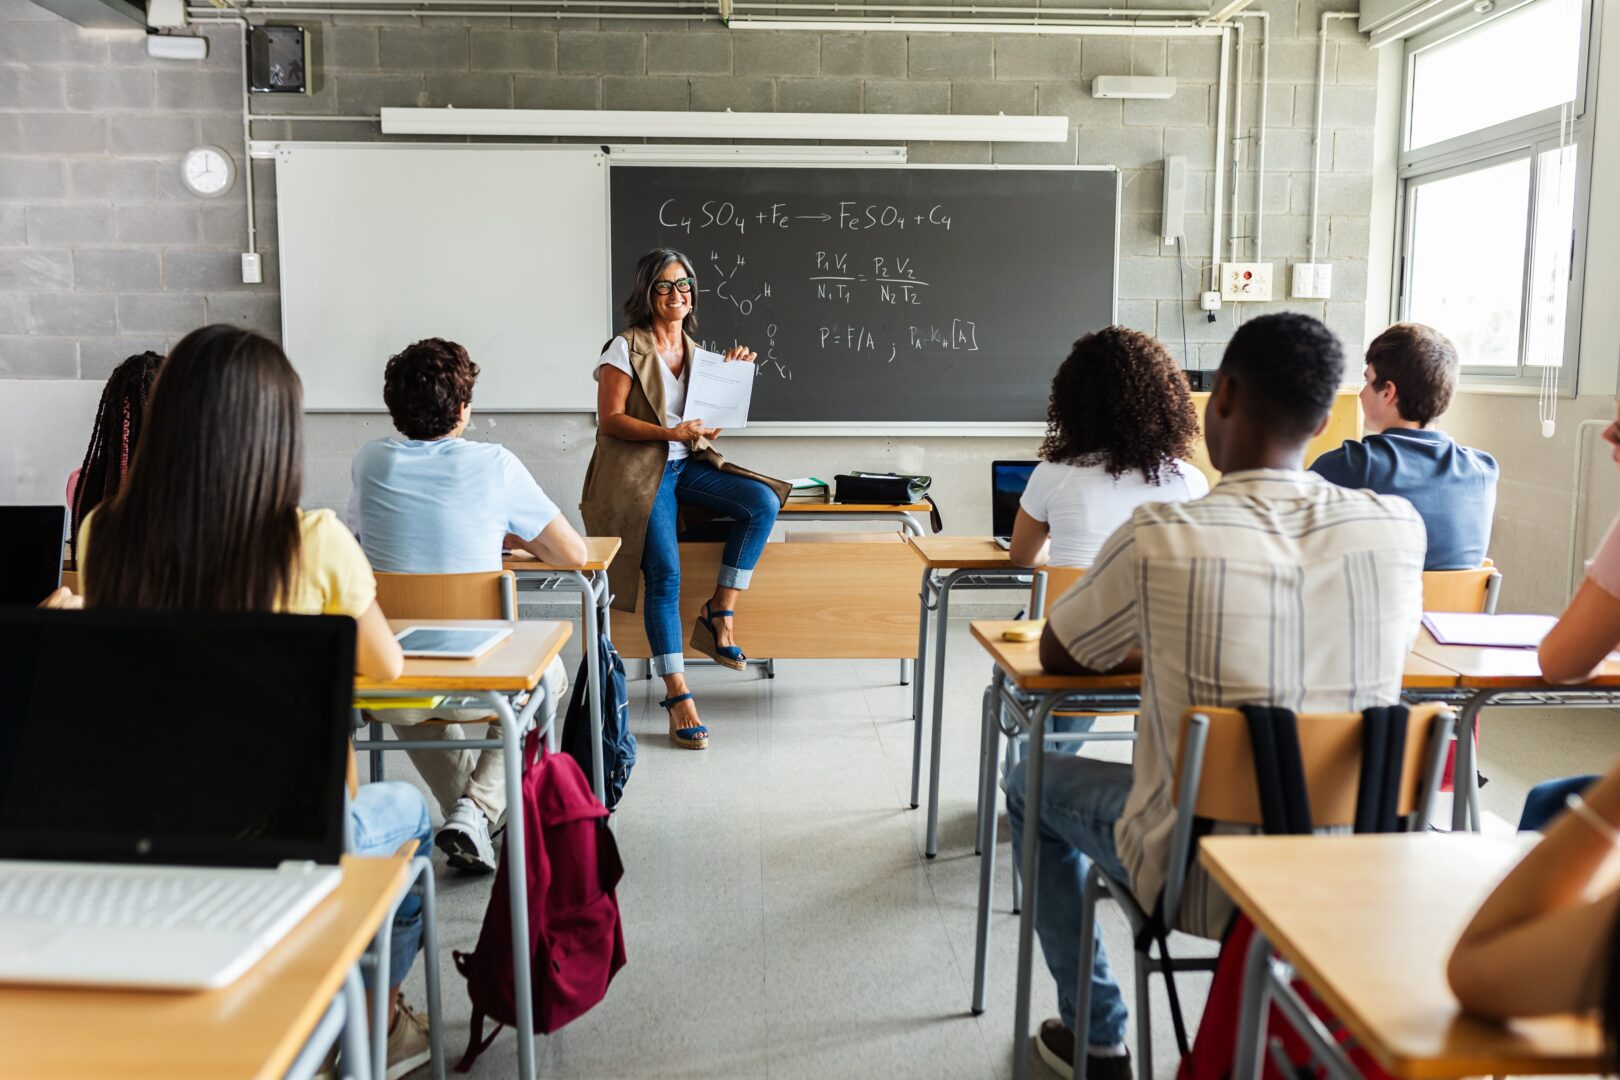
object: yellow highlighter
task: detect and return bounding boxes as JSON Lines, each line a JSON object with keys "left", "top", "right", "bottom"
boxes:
{"left": 1001, "top": 621, "right": 1044, "bottom": 642}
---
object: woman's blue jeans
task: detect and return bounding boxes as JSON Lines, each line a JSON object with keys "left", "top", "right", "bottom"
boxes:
{"left": 642, "top": 457, "right": 780, "bottom": 677}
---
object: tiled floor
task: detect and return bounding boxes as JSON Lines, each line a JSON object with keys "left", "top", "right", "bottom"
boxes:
{"left": 383, "top": 618, "right": 1619, "bottom": 1080}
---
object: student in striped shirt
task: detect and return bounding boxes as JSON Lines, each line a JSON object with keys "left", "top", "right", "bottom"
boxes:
{"left": 1009, "top": 314, "right": 1427, "bottom": 1080}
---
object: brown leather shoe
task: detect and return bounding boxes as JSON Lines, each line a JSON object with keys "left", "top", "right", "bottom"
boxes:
{"left": 1033, "top": 1018, "right": 1134, "bottom": 1080}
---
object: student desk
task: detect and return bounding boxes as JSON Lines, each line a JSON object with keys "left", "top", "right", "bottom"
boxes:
{"left": 1202, "top": 833, "right": 1605, "bottom": 1079}
{"left": 907, "top": 537, "right": 1040, "bottom": 858}
{"left": 355, "top": 619, "right": 571, "bottom": 1080}
{"left": 1406, "top": 624, "right": 1620, "bottom": 832}
{"left": 969, "top": 620, "right": 1467, "bottom": 1080}
{"left": 778, "top": 499, "right": 933, "bottom": 538}
{"left": 503, "top": 536, "right": 621, "bottom": 801}
{"left": 0, "top": 854, "right": 411, "bottom": 1080}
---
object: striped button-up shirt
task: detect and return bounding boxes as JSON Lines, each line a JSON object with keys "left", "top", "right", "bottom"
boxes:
{"left": 1046, "top": 469, "right": 1426, "bottom": 935}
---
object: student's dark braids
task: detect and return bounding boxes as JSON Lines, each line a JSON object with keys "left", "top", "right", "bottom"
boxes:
{"left": 69, "top": 351, "right": 163, "bottom": 565}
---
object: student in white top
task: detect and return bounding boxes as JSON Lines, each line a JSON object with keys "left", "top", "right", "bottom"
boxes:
{"left": 1009, "top": 326, "right": 1209, "bottom": 571}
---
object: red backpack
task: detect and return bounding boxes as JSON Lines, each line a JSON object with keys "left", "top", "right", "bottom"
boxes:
{"left": 453, "top": 730, "right": 627, "bottom": 1071}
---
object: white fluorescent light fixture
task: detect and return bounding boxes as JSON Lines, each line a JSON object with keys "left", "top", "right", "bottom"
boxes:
{"left": 605, "top": 144, "right": 907, "bottom": 164}
{"left": 1091, "top": 76, "right": 1179, "bottom": 99}
{"left": 724, "top": 16, "right": 1221, "bottom": 37}
{"left": 381, "top": 107, "right": 1068, "bottom": 143}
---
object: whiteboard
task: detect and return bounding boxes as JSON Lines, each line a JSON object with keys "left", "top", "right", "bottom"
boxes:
{"left": 275, "top": 143, "right": 609, "bottom": 411}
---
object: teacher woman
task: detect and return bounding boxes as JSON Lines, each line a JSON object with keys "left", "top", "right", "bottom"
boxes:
{"left": 582, "top": 248, "right": 789, "bottom": 750}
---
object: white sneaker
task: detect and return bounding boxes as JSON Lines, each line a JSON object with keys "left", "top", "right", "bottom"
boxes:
{"left": 386, "top": 998, "right": 433, "bottom": 1080}
{"left": 436, "top": 797, "right": 496, "bottom": 872}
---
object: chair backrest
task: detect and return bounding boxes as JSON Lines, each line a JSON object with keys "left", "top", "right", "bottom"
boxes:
{"left": 1032, "top": 566, "right": 1087, "bottom": 618}
{"left": 374, "top": 570, "right": 516, "bottom": 621}
{"left": 1421, "top": 565, "right": 1502, "bottom": 614}
{"left": 1173, "top": 702, "right": 1451, "bottom": 827}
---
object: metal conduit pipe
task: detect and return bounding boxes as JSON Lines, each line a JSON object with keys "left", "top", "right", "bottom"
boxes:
{"left": 1227, "top": 18, "right": 1244, "bottom": 261}
{"left": 1232, "top": 10, "right": 1268, "bottom": 261}
{"left": 1210, "top": 25, "right": 1229, "bottom": 286}
{"left": 1567, "top": 418, "right": 1611, "bottom": 601}
{"left": 729, "top": 2, "right": 1207, "bottom": 12}
{"left": 202, "top": 8, "right": 713, "bottom": 15}
{"left": 1308, "top": 10, "right": 1360, "bottom": 264}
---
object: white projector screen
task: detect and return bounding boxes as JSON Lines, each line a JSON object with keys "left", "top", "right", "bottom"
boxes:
{"left": 274, "top": 143, "right": 609, "bottom": 411}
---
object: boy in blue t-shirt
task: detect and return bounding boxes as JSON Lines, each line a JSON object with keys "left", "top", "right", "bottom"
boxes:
{"left": 350, "top": 337, "right": 588, "bottom": 872}
{"left": 1311, "top": 323, "right": 1498, "bottom": 570}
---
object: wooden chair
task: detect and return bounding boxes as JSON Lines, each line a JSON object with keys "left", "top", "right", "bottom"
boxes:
{"left": 59, "top": 570, "right": 78, "bottom": 595}
{"left": 361, "top": 571, "right": 518, "bottom": 781}
{"left": 1070, "top": 702, "right": 1454, "bottom": 1080}
{"left": 373, "top": 570, "right": 516, "bottom": 621}
{"left": 1422, "top": 559, "right": 1502, "bottom": 614}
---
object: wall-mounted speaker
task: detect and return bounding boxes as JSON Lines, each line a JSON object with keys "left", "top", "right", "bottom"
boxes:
{"left": 1162, "top": 155, "right": 1187, "bottom": 245}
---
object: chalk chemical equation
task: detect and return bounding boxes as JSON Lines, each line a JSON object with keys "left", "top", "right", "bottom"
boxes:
{"left": 657, "top": 196, "right": 982, "bottom": 377}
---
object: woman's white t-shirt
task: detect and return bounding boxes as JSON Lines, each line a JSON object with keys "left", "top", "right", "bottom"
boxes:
{"left": 595, "top": 337, "right": 689, "bottom": 461}
{"left": 1019, "top": 458, "right": 1210, "bottom": 567}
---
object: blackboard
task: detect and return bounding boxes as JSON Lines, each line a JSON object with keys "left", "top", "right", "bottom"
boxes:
{"left": 608, "top": 165, "right": 1118, "bottom": 425}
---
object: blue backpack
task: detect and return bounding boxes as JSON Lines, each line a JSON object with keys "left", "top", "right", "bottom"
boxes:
{"left": 561, "top": 633, "right": 635, "bottom": 809}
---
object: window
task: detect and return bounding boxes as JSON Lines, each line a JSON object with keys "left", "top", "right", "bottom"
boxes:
{"left": 1396, "top": 0, "right": 1593, "bottom": 391}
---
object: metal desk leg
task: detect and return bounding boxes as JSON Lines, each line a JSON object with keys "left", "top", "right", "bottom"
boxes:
{"left": 563, "top": 569, "right": 605, "bottom": 804}
{"left": 340, "top": 965, "right": 374, "bottom": 1080}
{"left": 971, "top": 672, "right": 1004, "bottom": 1015}
{"left": 484, "top": 690, "right": 539, "bottom": 1080}
{"left": 1010, "top": 693, "right": 1058, "bottom": 1080}
{"left": 926, "top": 569, "right": 968, "bottom": 858}
{"left": 367, "top": 856, "right": 446, "bottom": 1080}
{"left": 909, "top": 567, "right": 936, "bottom": 810}
{"left": 1232, "top": 928, "right": 1274, "bottom": 1080}
{"left": 284, "top": 982, "right": 349, "bottom": 1080}
{"left": 1452, "top": 691, "right": 1490, "bottom": 833}
{"left": 900, "top": 657, "right": 911, "bottom": 686}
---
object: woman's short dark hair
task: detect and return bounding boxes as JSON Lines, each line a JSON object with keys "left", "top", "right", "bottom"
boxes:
{"left": 1366, "top": 322, "right": 1458, "bottom": 425}
{"left": 1038, "top": 326, "right": 1200, "bottom": 484}
{"left": 621, "top": 248, "right": 699, "bottom": 335}
{"left": 383, "top": 338, "right": 480, "bottom": 440}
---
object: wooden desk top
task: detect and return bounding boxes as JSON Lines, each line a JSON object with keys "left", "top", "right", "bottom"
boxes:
{"left": 909, "top": 536, "right": 1025, "bottom": 570}
{"left": 1200, "top": 834, "right": 1604, "bottom": 1078}
{"left": 355, "top": 619, "right": 572, "bottom": 694}
{"left": 971, "top": 621, "right": 1462, "bottom": 695}
{"left": 0, "top": 855, "right": 411, "bottom": 1080}
{"left": 780, "top": 502, "right": 931, "bottom": 514}
{"left": 1411, "top": 625, "right": 1620, "bottom": 689}
{"left": 502, "top": 535, "right": 621, "bottom": 573}
{"left": 970, "top": 620, "right": 1141, "bottom": 691}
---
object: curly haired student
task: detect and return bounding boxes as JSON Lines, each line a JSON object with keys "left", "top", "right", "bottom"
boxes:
{"left": 1008, "top": 326, "right": 1208, "bottom": 570}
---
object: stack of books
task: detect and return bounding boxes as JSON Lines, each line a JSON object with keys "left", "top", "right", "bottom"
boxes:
{"left": 787, "top": 477, "right": 831, "bottom": 504}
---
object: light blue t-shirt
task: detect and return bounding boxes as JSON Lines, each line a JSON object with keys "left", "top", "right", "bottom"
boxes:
{"left": 348, "top": 437, "right": 560, "bottom": 574}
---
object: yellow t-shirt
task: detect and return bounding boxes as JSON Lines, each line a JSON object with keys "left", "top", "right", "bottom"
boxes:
{"left": 79, "top": 506, "right": 377, "bottom": 617}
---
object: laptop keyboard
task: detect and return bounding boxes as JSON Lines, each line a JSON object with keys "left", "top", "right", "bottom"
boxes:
{"left": 0, "top": 869, "right": 312, "bottom": 935}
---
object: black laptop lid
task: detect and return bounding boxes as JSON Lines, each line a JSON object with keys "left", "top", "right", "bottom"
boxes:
{"left": 991, "top": 460, "right": 1038, "bottom": 537}
{"left": 0, "top": 506, "right": 67, "bottom": 607}
{"left": 0, "top": 608, "right": 354, "bottom": 867}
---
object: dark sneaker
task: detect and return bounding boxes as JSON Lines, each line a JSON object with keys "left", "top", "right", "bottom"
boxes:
{"left": 1033, "top": 1018, "right": 1134, "bottom": 1080}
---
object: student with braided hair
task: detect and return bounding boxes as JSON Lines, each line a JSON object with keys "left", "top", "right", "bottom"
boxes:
{"left": 67, "top": 350, "right": 163, "bottom": 565}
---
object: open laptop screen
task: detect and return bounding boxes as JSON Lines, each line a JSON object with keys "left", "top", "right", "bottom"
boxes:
{"left": 0, "top": 506, "right": 67, "bottom": 607}
{"left": 991, "top": 460, "right": 1039, "bottom": 538}
{"left": 0, "top": 609, "right": 354, "bottom": 867}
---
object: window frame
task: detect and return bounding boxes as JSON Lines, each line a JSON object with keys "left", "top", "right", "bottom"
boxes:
{"left": 1393, "top": 0, "right": 1599, "bottom": 394}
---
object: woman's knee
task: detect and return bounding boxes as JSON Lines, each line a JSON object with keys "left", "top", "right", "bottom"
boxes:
{"left": 737, "top": 480, "right": 781, "bottom": 524}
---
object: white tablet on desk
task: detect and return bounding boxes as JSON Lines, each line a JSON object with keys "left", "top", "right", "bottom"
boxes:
{"left": 395, "top": 626, "right": 513, "bottom": 659}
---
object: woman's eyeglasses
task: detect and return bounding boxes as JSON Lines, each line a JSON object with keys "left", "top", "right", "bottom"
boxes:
{"left": 652, "top": 278, "right": 695, "bottom": 296}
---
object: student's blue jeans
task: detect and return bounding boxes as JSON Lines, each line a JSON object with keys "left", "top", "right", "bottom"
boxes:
{"left": 1519, "top": 775, "right": 1600, "bottom": 832}
{"left": 351, "top": 781, "right": 434, "bottom": 990}
{"left": 642, "top": 457, "right": 780, "bottom": 677}
{"left": 1005, "top": 753, "right": 1133, "bottom": 1048}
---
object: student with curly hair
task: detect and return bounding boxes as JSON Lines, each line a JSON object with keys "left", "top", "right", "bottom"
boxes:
{"left": 67, "top": 350, "right": 163, "bottom": 565}
{"left": 1008, "top": 326, "right": 1208, "bottom": 569}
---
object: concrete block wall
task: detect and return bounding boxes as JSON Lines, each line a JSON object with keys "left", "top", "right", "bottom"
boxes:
{"left": 0, "top": 0, "right": 1377, "bottom": 528}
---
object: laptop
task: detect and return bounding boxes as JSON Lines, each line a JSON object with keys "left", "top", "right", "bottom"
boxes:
{"left": 991, "top": 460, "right": 1039, "bottom": 549}
{"left": 0, "top": 506, "right": 67, "bottom": 606}
{"left": 0, "top": 608, "right": 355, "bottom": 990}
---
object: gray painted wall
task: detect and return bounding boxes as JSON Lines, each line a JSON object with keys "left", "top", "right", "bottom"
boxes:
{"left": 0, "top": 0, "right": 1376, "bottom": 529}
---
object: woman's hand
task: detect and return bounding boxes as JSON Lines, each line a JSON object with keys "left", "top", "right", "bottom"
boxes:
{"left": 40, "top": 587, "right": 83, "bottom": 610}
{"left": 723, "top": 345, "right": 757, "bottom": 364}
{"left": 670, "top": 419, "right": 720, "bottom": 444}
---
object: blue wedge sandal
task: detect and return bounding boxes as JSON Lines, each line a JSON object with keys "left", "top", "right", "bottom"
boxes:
{"left": 660, "top": 692, "right": 709, "bottom": 750}
{"left": 690, "top": 601, "right": 748, "bottom": 671}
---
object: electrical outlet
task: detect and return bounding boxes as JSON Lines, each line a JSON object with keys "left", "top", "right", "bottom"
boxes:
{"left": 241, "top": 252, "right": 262, "bottom": 284}
{"left": 1218, "top": 262, "right": 1274, "bottom": 302}
{"left": 1291, "top": 262, "right": 1333, "bottom": 300}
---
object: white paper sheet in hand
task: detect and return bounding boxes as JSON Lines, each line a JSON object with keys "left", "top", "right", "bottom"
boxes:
{"left": 681, "top": 348, "right": 755, "bottom": 430}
